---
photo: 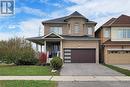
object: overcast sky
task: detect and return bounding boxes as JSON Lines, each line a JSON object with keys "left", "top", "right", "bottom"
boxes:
{"left": 0, "top": 0, "right": 130, "bottom": 40}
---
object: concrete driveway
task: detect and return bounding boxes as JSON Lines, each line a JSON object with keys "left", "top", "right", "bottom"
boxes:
{"left": 114, "top": 65, "right": 130, "bottom": 70}
{"left": 60, "top": 63, "right": 124, "bottom": 76}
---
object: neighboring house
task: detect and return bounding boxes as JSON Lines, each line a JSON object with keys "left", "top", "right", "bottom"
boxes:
{"left": 95, "top": 15, "right": 130, "bottom": 64}
{"left": 27, "top": 11, "right": 99, "bottom": 63}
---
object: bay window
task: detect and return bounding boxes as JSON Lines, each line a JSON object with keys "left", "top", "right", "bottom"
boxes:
{"left": 74, "top": 23, "right": 80, "bottom": 33}
{"left": 88, "top": 27, "right": 93, "bottom": 35}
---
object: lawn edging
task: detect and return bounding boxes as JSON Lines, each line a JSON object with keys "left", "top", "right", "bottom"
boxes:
{"left": 103, "top": 64, "right": 130, "bottom": 76}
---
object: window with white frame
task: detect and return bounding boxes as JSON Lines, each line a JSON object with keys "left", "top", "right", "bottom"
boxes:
{"left": 88, "top": 27, "right": 93, "bottom": 35}
{"left": 50, "top": 27, "right": 62, "bottom": 35}
{"left": 126, "top": 29, "right": 130, "bottom": 38}
{"left": 74, "top": 23, "right": 80, "bottom": 33}
{"left": 117, "top": 29, "right": 130, "bottom": 39}
{"left": 104, "top": 29, "right": 110, "bottom": 38}
{"left": 117, "top": 29, "right": 124, "bottom": 39}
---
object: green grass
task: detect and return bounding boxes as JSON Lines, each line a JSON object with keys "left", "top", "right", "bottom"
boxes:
{"left": 0, "top": 80, "right": 57, "bottom": 87}
{"left": 0, "top": 65, "right": 59, "bottom": 76}
{"left": 104, "top": 64, "right": 130, "bottom": 76}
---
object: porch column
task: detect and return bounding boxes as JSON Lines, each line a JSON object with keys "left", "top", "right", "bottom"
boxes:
{"left": 36, "top": 44, "right": 38, "bottom": 52}
{"left": 44, "top": 41, "right": 47, "bottom": 52}
{"left": 35, "top": 44, "right": 39, "bottom": 59}
{"left": 60, "top": 40, "right": 63, "bottom": 59}
{"left": 40, "top": 45, "right": 42, "bottom": 53}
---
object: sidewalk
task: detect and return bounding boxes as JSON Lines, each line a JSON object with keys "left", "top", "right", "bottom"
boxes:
{"left": 0, "top": 76, "right": 130, "bottom": 81}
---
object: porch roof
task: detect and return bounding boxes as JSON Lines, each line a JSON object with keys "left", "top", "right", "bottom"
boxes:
{"left": 61, "top": 35, "right": 99, "bottom": 40}
{"left": 26, "top": 33, "right": 63, "bottom": 45}
{"left": 26, "top": 35, "right": 99, "bottom": 45}
{"left": 26, "top": 36, "right": 45, "bottom": 45}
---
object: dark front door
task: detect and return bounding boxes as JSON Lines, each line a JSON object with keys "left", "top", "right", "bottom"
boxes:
{"left": 71, "top": 49, "right": 96, "bottom": 63}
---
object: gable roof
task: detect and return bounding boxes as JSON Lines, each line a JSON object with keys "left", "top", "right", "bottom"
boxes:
{"left": 43, "top": 32, "right": 64, "bottom": 39}
{"left": 96, "top": 14, "right": 130, "bottom": 33}
{"left": 111, "top": 15, "right": 130, "bottom": 26}
{"left": 102, "top": 18, "right": 116, "bottom": 27}
{"left": 42, "top": 11, "right": 96, "bottom": 24}
{"left": 102, "top": 14, "right": 130, "bottom": 27}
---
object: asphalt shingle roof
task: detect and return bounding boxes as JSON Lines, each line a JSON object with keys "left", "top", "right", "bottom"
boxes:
{"left": 61, "top": 35, "right": 99, "bottom": 40}
{"left": 102, "top": 18, "right": 116, "bottom": 27}
{"left": 26, "top": 35, "right": 99, "bottom": 42}
{"left": 69, "top": 11, "right": 84, "bottom": 17}
{"left": 102, "top": 14, "right": 130, "bottom": 27}
{"left": 42, "top": 11, "right": 96, "bottom": 24}
{"left": 96, "top": 14, "right": 130, "bottom": 33}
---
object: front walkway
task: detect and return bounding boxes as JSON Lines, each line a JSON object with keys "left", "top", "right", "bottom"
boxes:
{"left": 60, "top": 63, "right": 124, "bottom": 76}
{"left": 0, "top": 76, "right": 130, "bottom": 81}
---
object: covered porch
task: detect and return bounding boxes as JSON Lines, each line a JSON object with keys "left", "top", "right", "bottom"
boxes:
{"left": 26, "top": 33, "right": 63, "bottom": 63}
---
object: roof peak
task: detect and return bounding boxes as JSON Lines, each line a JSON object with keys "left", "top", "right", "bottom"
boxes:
{"left": 69, "top": 11, "right": 84, "bottom": 17}
{"left": 101, "top": 14, "right": 130, "bottom": 27}
{"left": 120, "top": 14, "right": 130, "bottom": 17}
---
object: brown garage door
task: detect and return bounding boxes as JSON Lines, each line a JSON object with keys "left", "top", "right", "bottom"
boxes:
{"left": 71, "top": 49, "right": 96, "bottom": 63}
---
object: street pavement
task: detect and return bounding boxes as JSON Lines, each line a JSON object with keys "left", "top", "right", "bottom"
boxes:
{"left": 58, "top": 81, "right": 130, "bottom": 87}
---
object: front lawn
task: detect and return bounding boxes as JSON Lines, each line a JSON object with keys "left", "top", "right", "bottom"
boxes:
{"left": 0, "top": 65, "right": 59, "bottom": 76}
{"left": 0, "top": 80, "right": 57, "bottom": 87}
{"left": 104, "top": 64, "right": 130, "bottom": 76}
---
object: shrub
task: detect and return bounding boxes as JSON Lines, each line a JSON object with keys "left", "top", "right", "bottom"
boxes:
{"left": 39, "top": 52, "right": 47, "bottom": 65}
{"left": 15, "top": 58, "right": 38, "bottom": 65}
{"left": 50, "top": 57, "right": 63, "bottom": 70}
{"left": 0, "top": 37, "right": 38, "bottom": 65}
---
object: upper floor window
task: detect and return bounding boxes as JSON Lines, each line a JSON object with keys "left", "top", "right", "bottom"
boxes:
{"left": 117, "top": 29, "right": 124, "bottom": 39}
{"left": 104, "top": 29, "right": 110, "bottom": 38}
{"left": 50, "top": 27, "right": 62, "bottom": 35}
{"left": 117, "top": 29, "right": 130, "bottom": 39}
{"left": 74, "top": 23, "right": 80, "bottom": 33}
{"left": 126, "top": 29, "right": 130, "bottom": 38}
{"left": 88, "top": 27, "right": 93, "bottom": 35}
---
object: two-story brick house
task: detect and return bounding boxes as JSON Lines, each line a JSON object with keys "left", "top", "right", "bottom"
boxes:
{"left": 95, "top": 15, "right": 130, "bottom": 64}
{"left": 27, "top": 11, "right": 99, "bottom": 63}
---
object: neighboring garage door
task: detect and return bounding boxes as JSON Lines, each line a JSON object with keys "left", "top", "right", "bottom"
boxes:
{"left": 64, "top": 49, "right": 96, "bottom": 63}
{"left": 106, "top": 50, "right": 130, "bottom": 64}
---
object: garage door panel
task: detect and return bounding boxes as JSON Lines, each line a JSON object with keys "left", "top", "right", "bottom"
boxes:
{"left": 106, "top": 50, "right": 130, "bottom": 64}
{"left": 71, "top": 49, "right": 96, "bottom": 63}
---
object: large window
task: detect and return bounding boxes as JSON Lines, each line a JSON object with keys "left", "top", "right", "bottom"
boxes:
{"left": 117, "top": 29, "right": 124, "bottom": 39}
{"left": 126, "top": 29, "right": 130, "bottom": 38}
{"left": 88, "top": 27, "right": 93, "bottom": 35}
{"left": 74, "top": 23, "right": 80, "bottom": 33}
{"left": 50, "top": 27, "right": 62, "bottom": 35}
{"left": 117, "top": 29, "right": 130, "bottom": 39}
{"left": 104, "top": 29, "right": 110, "bottom": 38}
